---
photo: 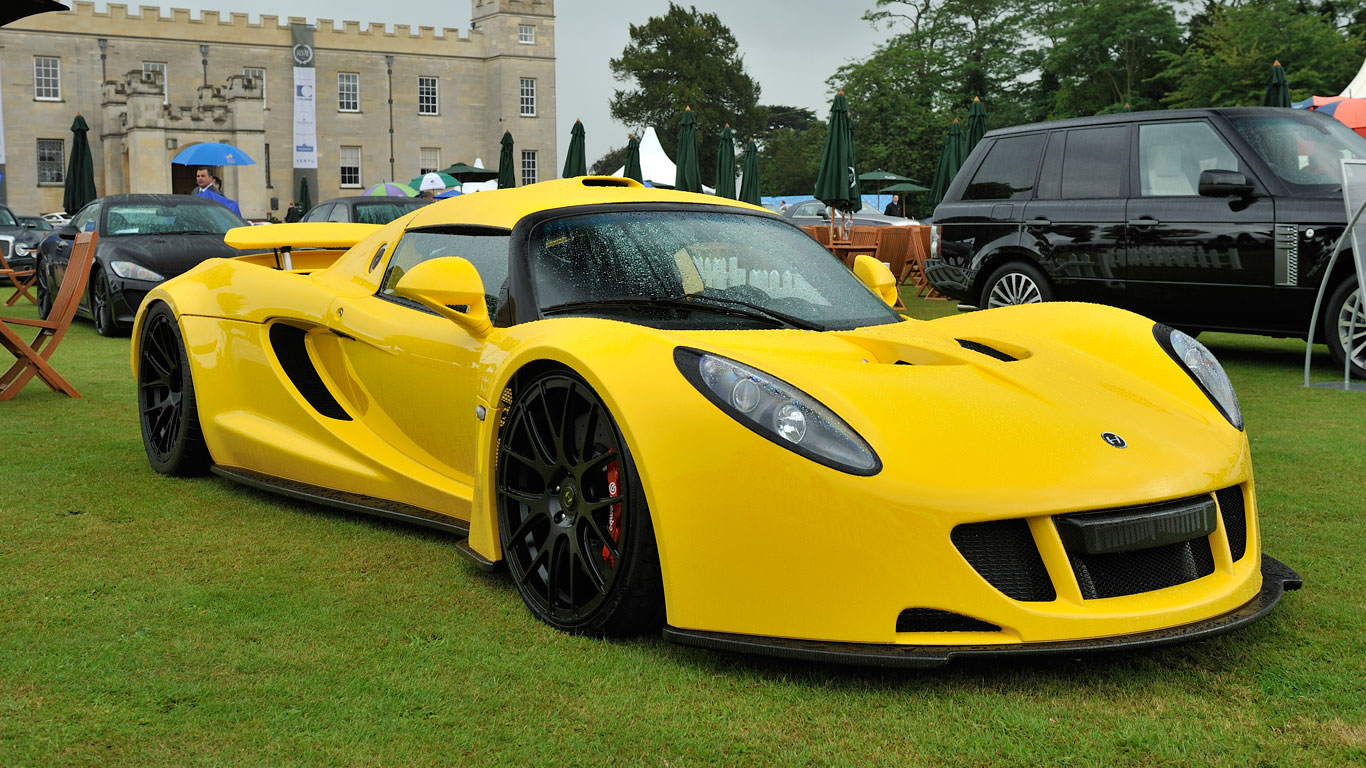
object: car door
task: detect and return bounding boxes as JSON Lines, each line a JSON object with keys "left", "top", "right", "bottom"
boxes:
{"left": 324, "top": 228, "right": 511, "bottom": 500}
{"left": 789, "top": 200, "right": 829, "bottom": 228}
{"left": 1022, "top": 125, "right": 1130, "bottom": 307}
{"left": 1124, "top": 119, "right": 1276, "bottom": 330}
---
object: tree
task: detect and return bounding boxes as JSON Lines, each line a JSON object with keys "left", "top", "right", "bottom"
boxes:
{"left": 609, "top": 3, "right": 765, "bottom": 184}
{"left": 1036, "top": 0, "right": 1182, "bottom": 117}
{"left": 589, "top": 145, "right": 631, "bottom": 176}
{"left": 758, "top": 122, "right": 826, "bottom": 196}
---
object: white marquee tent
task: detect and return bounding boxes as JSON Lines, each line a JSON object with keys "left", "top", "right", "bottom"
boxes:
{"left": 610, "top": 126, "right": 714, "bottom": 193}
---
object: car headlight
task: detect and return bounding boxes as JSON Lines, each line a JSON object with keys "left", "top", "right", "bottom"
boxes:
{"left": 14, "top": 243, "right": 31, "bottom": 256}
{"left": 1154, "top": 324, "right": 1243, "bottom": 430}
{"left": 109, "top": 260, "right": 165, "bottom": 282}
{"left": 674, "top": 347, "right": 881, "bottom": 475}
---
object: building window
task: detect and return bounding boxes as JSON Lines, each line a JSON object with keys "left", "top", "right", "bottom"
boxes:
{"left": 33, "top": 56, "right": 60, "bottom": 100}
{"left": 142, "top": 62, "right": 168, "bottom": 104}
{"left": 244, "top": 67, "right": 265, "bottom": 106}
{"left": 520, "top": 78, "right": 536, "bottom": 117}
{"left": 338, "top": 72, "right": 359, "bottom": 112}
{"left": 521, "top": 150, "right": 537, "bottom": 186}
{"left": 264, "top": 143, "right": 272, "bottom": 188}
{"left": 518, "top": 24, "right": 535, "bottom": 44}
{"left": 418, "top": 76, "right": 438, "bottom": 115}
{"left": 340, "top": 146, "right": 362, "bottom": 187}
{"left": 419, "top": 147, "right": 440, "bottom": 175}
{"left": 37, "top": 139, "right": 65, "bottom": 184}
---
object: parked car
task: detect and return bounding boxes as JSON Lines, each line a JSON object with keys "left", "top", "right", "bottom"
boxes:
{"left": 41, "top": 211, "right": 71, "bottom": 226}
{"left": 36, "top": 194, "right": 250, "bottom": 336}
{"left": 0, "top": 204, "right": 50, "bottom": 272}
{"left": 925, "top": 106, "right": 1366, "bottom": 378}
{"left": 781, "top": 199, "right": 917, "bottom": 228}
{"left": 16, "top": 215, "right": 55, "bottom": 233}
{"left": 299, "top": 195, "right": 429, "bottom": 224}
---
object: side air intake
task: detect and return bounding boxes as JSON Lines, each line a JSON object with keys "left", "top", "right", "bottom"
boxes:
{"left": 268, "top": 324, "right": 352, "bottom": 421}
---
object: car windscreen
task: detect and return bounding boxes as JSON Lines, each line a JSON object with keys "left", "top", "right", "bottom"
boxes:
{"left": 0, "top": 208, "right": 16, "bottom": 226}
{"left": 529, "top": 210, "right": 902, "bottom": 331}
{"left": 1229, "top": 112, "right": 1366, "bottom": 192}
{"left": 353, "top": 200, "right": 428, "bottom": 224}
{"left": 104, "top": 202, "right": 247, "bottom": 236}
{"left": 19, "top": 217, "right": 53, "bottom": 230}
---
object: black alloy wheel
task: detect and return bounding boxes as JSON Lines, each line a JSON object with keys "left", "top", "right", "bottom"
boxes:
{"left": 92, "top": 268, "right": 122, "bottom": 337}
{"left": 34, "top": 257, "right": 52, "bottom": 320}
{"left": 496, "top": 371, "right": 664, "bottom": 636}
{"left": 138, "top": 303, "right": 210, "bottom": 476}
{"left": 982, "top": 261, "right": 1053, "bottom": 308}
{"left": 1326, "top": 279, "right": 1366, "bottom": 379}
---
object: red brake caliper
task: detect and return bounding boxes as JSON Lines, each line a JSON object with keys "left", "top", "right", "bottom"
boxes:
{"left": 602, "top": 459, "right": 622, "bottom": 565}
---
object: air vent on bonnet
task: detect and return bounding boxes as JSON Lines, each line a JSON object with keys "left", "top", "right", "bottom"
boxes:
{"left": 580, "top": 177, "right": 640, "bottom": 187}
{"left": 956, "top": 338, "right": 1018, "bottom": 362}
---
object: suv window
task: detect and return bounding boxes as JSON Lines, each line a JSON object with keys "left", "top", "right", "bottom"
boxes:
{"left": 963, "top": 133, "right": 1046, "bottom": 201}
{"left": 1139, "top": 122, "right": 1241, "bottom": 197}
{"left": 1062, "top": 126, "right": 1126, "bottom": 199}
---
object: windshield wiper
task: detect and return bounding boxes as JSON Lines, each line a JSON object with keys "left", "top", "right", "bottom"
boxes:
{"left": 542, "top": 295, "right": 825, "bottom": 331}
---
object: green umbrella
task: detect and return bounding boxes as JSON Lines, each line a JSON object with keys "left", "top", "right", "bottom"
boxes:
{"left": 928, "top": 119, "right": 965, "bottom": 208}
{"left": 62, "top": 114, "right": 96, "bottom": 215}
{"left": 623, "top": 134, "right": 643, "bottom": 183}
{"left": 498, "top": 131, "right": 516, "bottom": 189}
{"left": 298, "top": 177, "right": 312, "bottom": 214}
{"left": 880, "top": 181, "right": 929, "bottom": 195}
{"left": 1264, "top": 59, "right": 1291, "bottom": 108}
{"left": 813, "top": 90, "right": 860, "bottom": 238}
{"left": 965, "top": 96, "right": 987, "bottom": 157}
{"left": 562, "top": 119, "right": 587, "bottom": 178}
{"left": 408, "top": 172, "right": 458, "bottom": 190}
{"left": 859, "top": 170, "right": 915, "bottom": 211}
{"left": 438, "top": 162, "right": 499, "bottom": 184}
{"left": 737, "top": 137, "right": 761, "bottom": 206}
{"left": 675, "top": 107, "right": 702, "bottom": 193}
{"left": 714, "top": 125, "right": 737, "bottom": 199}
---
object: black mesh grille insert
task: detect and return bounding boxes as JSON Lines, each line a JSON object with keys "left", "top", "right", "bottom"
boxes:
{"left": 1069, "top": 538, "right": 1215, "bottom": 599}
{"left": 956, "top": 338, "right": 1018, "bottom": 362}
{"left": 268, "top": 324, "right": 352, "bottom": 421}
{"left": 951, "top": 519, "right": 1056, "bottom": 602}
{"left": 1215, "top": 485, "right": 1247, "bottom": 562}
{"left": 896, "top": 608, "right": 1000, "bottom": 633}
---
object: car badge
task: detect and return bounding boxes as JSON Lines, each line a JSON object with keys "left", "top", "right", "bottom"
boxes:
{"left": 1102, "top": 432, "right": 1127, "bottom": 449}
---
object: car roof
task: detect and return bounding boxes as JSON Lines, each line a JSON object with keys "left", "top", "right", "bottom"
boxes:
{"left": 96, "top": 193, "right": 228, "bottom": 207}
{"left": 321, "top": 196, "right": 429, "bottom": 205}
{"left": 980, "top": 106, "right": 1331, "bottom": 139}
{"left": 402, "top": 177, "right": 769, "bottom": 230}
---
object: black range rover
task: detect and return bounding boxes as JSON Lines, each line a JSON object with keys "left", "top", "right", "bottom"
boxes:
{"left": 925, "top": 106, "right": 1366, "bottom": 378}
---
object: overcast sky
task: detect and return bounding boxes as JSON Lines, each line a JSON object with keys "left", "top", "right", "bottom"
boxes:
{"left": 79, "top": 1, "right": 896, "bottom": 165}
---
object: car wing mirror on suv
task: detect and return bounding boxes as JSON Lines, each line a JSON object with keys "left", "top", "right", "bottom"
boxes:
{"left": 1198, "top": 170, "right": 1253, "bottom": 198}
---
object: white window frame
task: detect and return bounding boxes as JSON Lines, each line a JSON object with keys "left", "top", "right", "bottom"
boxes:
{"left": 33, "top": 56, "right": 61, "bottom": 101}
{"left": 244, "top": 67, "right": 266, "bottom": 106}
{"left": 419, "top": 147, "right": 441, "bottom": 175}
{"left": 418, "top": 76, "right": 439, "bottom": 116}
{"left": 521, "top": 150, "right": 537, "bottom": 186}
{"left": 338, "top": 72, "right": 360, "bottom": 112}
{"left": 340, "top": 146, "right": 362, "bottom": 188}
{"left": 519, "top": 78, "right": 537, "bottom": 117}
{"left": 142, "top": 62, "right": 168, "bottom": 105}
{"left": 518, "top": 24, "right": 535, "bottom": 44}
{"left": 37, "top": 139, "right": 65, "bottom": 184}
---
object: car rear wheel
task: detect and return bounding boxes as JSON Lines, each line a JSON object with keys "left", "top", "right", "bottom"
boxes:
{"left": 138, "top": 303, "right": 211, "bottom": 476}
{"left": 982, "top": 261, "right": 1053, "bottom": 308}
{"left": 496, "top": 370, "right": 664, "bottom": 636}
{"left": 92, "top": 269, "right": 124, "bottom": 337}
{"left": 35, "top": 257, "right": 52, "bottom": 320}
{"left": 1325, "top": 278, "right": 1366, "bottom": 379}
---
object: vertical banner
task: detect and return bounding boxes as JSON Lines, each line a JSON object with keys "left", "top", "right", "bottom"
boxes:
{"left": 0, "top": 60, "right": 8, "bottom": 164}
{"left": 290, "top": 23, "right": 317, "bottom": 170}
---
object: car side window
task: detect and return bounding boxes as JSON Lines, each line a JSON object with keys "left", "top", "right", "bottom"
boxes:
{"left": 328, "top": 205, "right": 350, "bottom": 223}
{"left": 795, "top": 202, "right": 824, "bottom": 217}
{"left": 1060, "top": 126, "right": 1126, "bottom": 199}
{"left": 71, "top": 203, "right": 100, "bottom": 233}
{"left": 301, "top": 204, "right": 331, "bottom": 223}
{"left": 379, "top": 228, "right": 511, "bottom": 317}
{"left": 963, "top": 133, "right": 1047, "bottom": 201}
{"left": 1139, "top": 122, "right": 1241, "bottom": 197}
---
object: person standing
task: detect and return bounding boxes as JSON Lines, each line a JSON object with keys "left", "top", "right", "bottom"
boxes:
{"left": 884, "top": 194, "right": 902, "bottom": 217}
{"left": 284, "top": 202, "right": 302, "bottom": 222}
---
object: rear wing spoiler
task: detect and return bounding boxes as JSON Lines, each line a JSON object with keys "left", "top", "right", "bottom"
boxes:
{"left": 225, "top": 222, "right": 383, "bottom": 271}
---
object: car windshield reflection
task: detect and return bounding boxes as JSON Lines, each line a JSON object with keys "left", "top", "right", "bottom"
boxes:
{"left": 104, "top": 202, "right": 246, "bottom": 236}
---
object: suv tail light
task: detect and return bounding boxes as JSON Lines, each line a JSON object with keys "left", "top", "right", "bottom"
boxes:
{"left": 929, "top": 224, "right": 941, "bottom": 259}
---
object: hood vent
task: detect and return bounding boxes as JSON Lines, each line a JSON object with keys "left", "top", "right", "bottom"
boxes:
{"left": 957, "top": 338, "right": 1018, "bottom": 362}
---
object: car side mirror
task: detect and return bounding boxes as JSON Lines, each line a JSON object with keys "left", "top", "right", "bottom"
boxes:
{"left": 57, "top": 224, "right": 80, "bottom": 239}
{"left": 1198, "top": 170, "right": 1253, "bottom": 198}
{"left": 393, "top": 256, "right": 491, "bottom": 336}
{"left": 852, "top": 254, "right": 898, "bottom": 307}
{"left": 819, "top": 209, "right": 829, "bottom": 220}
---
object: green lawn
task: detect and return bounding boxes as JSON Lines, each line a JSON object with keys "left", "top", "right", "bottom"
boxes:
{"left": 2, "top": 292, "right": 1363, "bottom": 767}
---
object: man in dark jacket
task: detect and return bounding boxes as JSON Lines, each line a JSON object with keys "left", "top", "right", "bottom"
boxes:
{"left": 884, "top": 194, "right": 902, "bottom": 217}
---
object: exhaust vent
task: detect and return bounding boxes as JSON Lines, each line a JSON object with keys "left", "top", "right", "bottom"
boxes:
{"left": 269, "top": 323, "right": 352, "bottom": 421}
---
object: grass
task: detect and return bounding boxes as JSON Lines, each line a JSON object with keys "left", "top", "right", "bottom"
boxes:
{"left": 2, "top": 291, "right": 1364, "bottom": 767}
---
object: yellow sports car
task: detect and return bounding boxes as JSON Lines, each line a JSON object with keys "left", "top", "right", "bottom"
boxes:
{"left": 131, "top": 178, "right": 1300, "bottom": 667}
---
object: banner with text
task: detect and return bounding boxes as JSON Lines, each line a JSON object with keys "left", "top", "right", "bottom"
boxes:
{"left": 290, "top": 24, "right": 317, "bottom": 169}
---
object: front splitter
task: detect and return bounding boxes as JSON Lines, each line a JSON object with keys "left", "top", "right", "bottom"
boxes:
{"left": 663, "top": 554, "right": 1301, "bottom": 669}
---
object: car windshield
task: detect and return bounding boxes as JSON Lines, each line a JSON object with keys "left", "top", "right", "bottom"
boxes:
{"left": 0, "top": 208, "right": 16, "bottom": 226}
{"left": 353, "top": 200, "right": 427, "bottom": 224}
{"left": 530, "top": 210, "right": 902, "bottom": 331}
{"left": 1228, "top": 112, "right": 1366, "bottom": 191}
{"left": 19, "top": 217, "right": 52, "bottom": 230}
{"left": 104, "top": 202, "right": 246, "bottom": 236}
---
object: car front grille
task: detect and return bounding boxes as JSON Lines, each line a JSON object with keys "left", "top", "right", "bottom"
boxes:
{"left": 1215, "top": 485, "right": 1247, "bottom": 562}
{"left": 950, "top": 519, "right": 1056, "bottom": 602}
{"left": 1067, "top": 537, "right": 1216, "bottom": 599}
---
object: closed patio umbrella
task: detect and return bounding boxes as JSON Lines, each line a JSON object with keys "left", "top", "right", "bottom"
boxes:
{"left": 928, "top": 119, "right": 965, "bottom": 208}
{"left": 965, "top": 96, "right": 988, "bottom": 157}
{"left": 714, "top": 125, "right": 737, "bottom": 199}
{"left": 298, "top": 177, "right": 312, "bottom": 214}
{"left": 814, "top": 91, "right": 860, "bottom": 238}
{"left": 62, "top": 114, "right": 96, "bottom": 215}
{"left": 562, "top": 119, "right": 587, "bottom": 178}
{"left": 498, "top": 131, "right": 516, "bottom": 189}
{"left": 2, "top": 1, "right": 68, "bottom": 26}
{"left": 737, "top": 137, "right": 761, "bottom": 206}
{"left": 623, "top": 134, "right": 643, "bottom": 184}
{"left": 1265, "top": 60, "right": 1291, "bottom": 108}
{"left": 675, "top": 107, "right": 702, "bottom": 193}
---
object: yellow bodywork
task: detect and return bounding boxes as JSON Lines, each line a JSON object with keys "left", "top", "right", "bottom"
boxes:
{"left": 131, "top": 177, "right": 1266, "bottom": 647}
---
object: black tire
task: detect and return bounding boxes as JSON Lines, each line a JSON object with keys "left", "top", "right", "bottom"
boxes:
{"left": 35, "top": 257, "right": 52, "bottom": 320}
{"left": 92, "top": 268, "right": 124, "bottom": 337}
{"left": 980, "top": 260, "right": 1053, "bottom": 308}
{"left": 138, "top": 303, "right": 211, "bottom": 476}
{"left": 1325, "top": 278, "right": 1366, "bottom": 380}
{"left": 496, "top": 370, "right": 664, "bottom": 636}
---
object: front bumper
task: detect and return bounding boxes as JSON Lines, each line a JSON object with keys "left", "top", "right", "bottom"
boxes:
{"left": 663, "top": 554, "right": 1300, "bottom": 669}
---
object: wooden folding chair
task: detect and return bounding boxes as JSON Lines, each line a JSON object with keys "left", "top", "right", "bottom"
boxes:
{"left": 0, "top": 236, "right": 38, "bottom": 307}
{"left": 0, "top": 231, "right": 97, "bottom": 401}
{"left": 899, "top": 226, "right": 944, "bottom": 299}
{"left": 837, "top": 226, "right": 880, "bottom": 268}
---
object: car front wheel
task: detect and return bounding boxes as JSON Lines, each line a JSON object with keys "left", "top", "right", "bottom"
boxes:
{"left": 138, "top": 302, "right": 211, "bottom": 475}
{"left": 981, "top": 261, "right": 1053, "bottom": 308}
{"left": 496, "top": 370, "right": 664, "bottom": 636}
{"left": 35, "top": 258, "right": 52, "bottom": 320}
{"left": 1326, "top": 278, "right": 1366, "bottom": 379}
{"left": 92, "top": 268, "right": 124, "bottom": 337}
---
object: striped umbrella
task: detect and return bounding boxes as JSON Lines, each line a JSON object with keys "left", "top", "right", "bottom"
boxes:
{"left": 366, "top": 182, "right": 417, "bottom": 197}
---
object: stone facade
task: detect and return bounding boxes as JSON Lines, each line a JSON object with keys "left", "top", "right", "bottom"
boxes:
{"left": 0, "top": 0, "right": 556, "bottom": 219}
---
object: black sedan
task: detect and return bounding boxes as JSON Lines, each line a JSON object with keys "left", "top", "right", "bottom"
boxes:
{"left": 298, "top": 195, "right": 428, "bottom": 224}
{"left": 0, "top": 204, "right": 49, "bottom": 272}
{"left": 36, "top": 194, "right": 249, "bottom": 336}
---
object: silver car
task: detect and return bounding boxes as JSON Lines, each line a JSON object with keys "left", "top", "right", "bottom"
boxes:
{"left": 781, "top": 199, "right": 917, "bottom": 228}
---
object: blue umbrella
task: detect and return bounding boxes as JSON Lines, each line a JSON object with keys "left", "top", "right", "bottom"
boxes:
{"left": 172, "top": 142, "right": 256, "bottom": 166}
{"left": 195, "top": 187, "right": 242, "bottom": 217}
{"left": 435, "top": 188, "right": 463, "bottom": 199}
